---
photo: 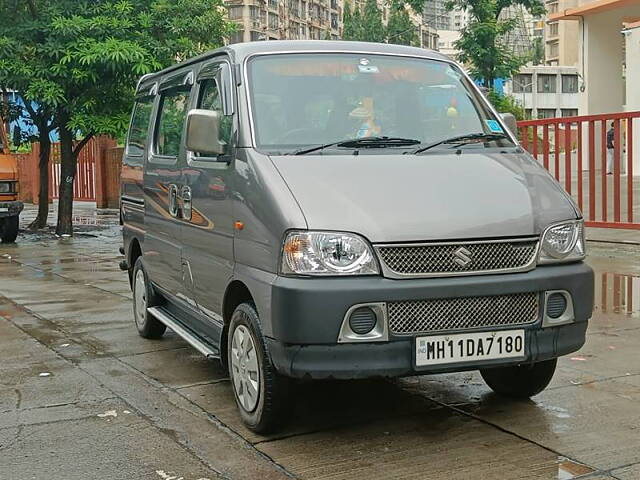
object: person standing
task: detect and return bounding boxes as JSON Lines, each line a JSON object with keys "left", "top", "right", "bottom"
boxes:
{"left": 606, "top": 122, "right": 626, "bottom": 175}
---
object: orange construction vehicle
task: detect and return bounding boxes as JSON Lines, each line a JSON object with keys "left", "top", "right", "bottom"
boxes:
{"left": 0, "top": 118, "right": 22, "bottom": 242}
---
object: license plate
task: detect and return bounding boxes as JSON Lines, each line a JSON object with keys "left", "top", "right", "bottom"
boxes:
{"left": 415, "top": 329, "right": 525, "bottom": 367}
{"left": 0, "top": 208, "right": 7, "bottom": 212}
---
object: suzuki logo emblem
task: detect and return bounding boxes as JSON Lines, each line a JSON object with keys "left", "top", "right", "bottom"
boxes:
{"left": 453, "top": 247, "right": 473, "bottom": 267}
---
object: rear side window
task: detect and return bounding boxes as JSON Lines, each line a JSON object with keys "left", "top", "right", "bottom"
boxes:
{"left": 155, "top": 88, "right": 191, "bottom": 157}
{"left": 127, "top": 98, "right": 154, "bottom": 156}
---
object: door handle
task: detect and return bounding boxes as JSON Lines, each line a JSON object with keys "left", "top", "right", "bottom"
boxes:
{"left": 168, "top": 184, "right": 179, "bottom": 217}
{"left": 181, "top": 186, "right": 192, "bottom": 221}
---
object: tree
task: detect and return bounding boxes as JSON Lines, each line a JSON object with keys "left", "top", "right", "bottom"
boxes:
{"left": 530, "top": 36, "right": 544, "bottom": 65}
{"left": 361, "top": 0, "right": 386, "bottom": 43}
{"left": 446, "top": 0, "right": 545, "bottom": 87}
{"left": 342, "top": 0, "right": 424, "bottom": 46}
{"left": 386, "top": 0, "right": 419, "bottom": 46}
{"left": 0, "top": 0, "right": 233, "bottom": 235}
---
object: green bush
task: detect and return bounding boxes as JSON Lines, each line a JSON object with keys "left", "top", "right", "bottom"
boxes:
{"left": 486, "top": 90, "right": 526, "bottom": 121}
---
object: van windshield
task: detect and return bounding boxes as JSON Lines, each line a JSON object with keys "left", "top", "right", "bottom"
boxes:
{"left": 246, "top": 53, "right": 511, "bottom": 154}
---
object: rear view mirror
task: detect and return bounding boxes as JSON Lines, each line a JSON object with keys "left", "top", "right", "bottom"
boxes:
{"left": 500, "top": 113, "right": 518, "bottom": 137}
{"left": 186, "top": 109, "right": 224, "bottom": 156}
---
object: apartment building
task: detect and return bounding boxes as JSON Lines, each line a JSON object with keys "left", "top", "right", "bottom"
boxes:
{"left": 225, "top": 0, "right": 438, "bottom": 50}
{"left": 226, "top": 0, "right": 343, "bottom": 43}
{"left": 544, "top": 0, "right": 585, "bottom": 65}
{"left": 423, "top": 0, "right": 451, "bottom": 30}
{"left": 505, "top": 65, "right": 581, "bottom": 118}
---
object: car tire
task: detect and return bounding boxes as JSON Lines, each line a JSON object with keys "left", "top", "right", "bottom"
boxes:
{"left": 132, "top": 257, "right": 166, "bottom": 339}
{"left": 480, "top": 358, "right": 557, "bottom": 399}
{"left": 0, "top": 216, "right": 19, "bottom": 243}
{"left": 227, "top": 302, "right": 291, "bottom": 433}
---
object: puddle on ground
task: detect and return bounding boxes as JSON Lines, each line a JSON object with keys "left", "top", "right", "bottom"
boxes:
{"left": 595, "top": 272, "right": 640, "bottom": 316}
{"left": 556, "top": 457, "right": 595, "bottom": 479}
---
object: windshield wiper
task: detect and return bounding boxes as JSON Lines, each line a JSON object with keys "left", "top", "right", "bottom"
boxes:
{"left": 288, "top": 136, "right": 421, "bottom": 155}
{"left": 410, "top": 132, "right": 510, "bottom": 154}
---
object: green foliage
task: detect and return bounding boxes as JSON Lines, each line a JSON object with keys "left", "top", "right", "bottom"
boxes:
{"left": 342, "top": 0, "right": 422, "bottom": 46}
{"left": 530, "top": 36, "right": 544, "bottom": 65}
{"left": 487, "top": 89, "right": 525, "bottom": 121}
{"left": 0, "top": 0, "right": 234, "bottom": 142}
{"left": 362, "top": 0, "right": 386, "bottom": 43}
{"left": 445, "top": 0, "right": 545, "bottom": 87}
{"left": 387, "top": 0, "right": 419, "bottom": 46}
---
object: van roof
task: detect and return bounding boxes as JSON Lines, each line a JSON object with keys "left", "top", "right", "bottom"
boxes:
{"left": 139, "top": 40, "right": 450, "bottom": 84}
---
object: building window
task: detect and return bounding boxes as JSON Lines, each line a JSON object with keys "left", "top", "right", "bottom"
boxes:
{"left": 548, "top": 22, "right": 558, "bottom": 36}
{"left": 561, "top": 74, "right": 578, "bottom": 93}
{"left": 269, "top": 0, "right": 278, "bottom": 7}
{"left": 561, "top": 109, "right": 578, "bottom": 117}
{"left": 537, "top": 74, "right": 557, "bottom": 93}
{"left": 512, "top": 74, "right": 533, "bottom": 93}
{"left": 537, "top": 108, "right": 557, "bottom": 119}
{"left": 269, "top": 12, "right": 278, "bottom": 30}
{"left": 331, "top": 12, "right": 338, "bottom": 29}
{"left": 525, "top": 109, "right": 533, "bottom": 119}
{"left": 228, "top": 5, "right": 243, "bottom": 20}
{"left": 228, "top": 30, "right": 244, "bottom": 44}
{"left": 547, "top": 2, "right": 558, "bottom": 13}
{"left": 250, "top": 30, "right": 263, "bottom": 41}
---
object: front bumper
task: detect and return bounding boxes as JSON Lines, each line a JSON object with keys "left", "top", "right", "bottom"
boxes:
{"left": 266, "top": 262, "right": 594, "bottom": 379}
{"left": 0, "top": 200, "right": 23, "bottom": 218}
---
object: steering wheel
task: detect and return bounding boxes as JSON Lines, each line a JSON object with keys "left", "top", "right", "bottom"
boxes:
{"left": 277, "top": 127, "right": 318, "bottom": 144}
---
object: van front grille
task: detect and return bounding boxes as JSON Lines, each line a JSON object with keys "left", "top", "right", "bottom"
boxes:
{"left": 387, "top": 292, "right": 539, "bottom": 335}
{"left": 376, "top": 238, "right": 538, "bottom": 278}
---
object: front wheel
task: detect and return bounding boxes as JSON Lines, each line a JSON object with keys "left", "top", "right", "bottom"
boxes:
{"left": 228, "top": 302, "right": 291, "bottom": 433}
{"left": 480, "top": 358, "right": 557, "bottom": 399}
{"left": 0, "top": 216, "right": 19, "bottom": 243}
{"left": 132, "top": 257, "right": 166, "bottom": 339}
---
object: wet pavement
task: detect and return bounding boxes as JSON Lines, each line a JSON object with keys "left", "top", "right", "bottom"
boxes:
{"left": 1, "top": 205, "right": 639, "bottom": 480}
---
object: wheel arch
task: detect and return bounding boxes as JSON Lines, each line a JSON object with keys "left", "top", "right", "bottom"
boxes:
{"left": 221, "top": 280, "right": 256, "bottom": 366}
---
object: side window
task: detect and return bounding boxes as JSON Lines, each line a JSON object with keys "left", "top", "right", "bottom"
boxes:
{"left": 197, "top": 79, "right": 232, "bottom": 155}
{"left": 126, "top": 98, "right": 154, "bottom": 156}
{"left": 155, "top": 88, "right": 191, "bottom": 157}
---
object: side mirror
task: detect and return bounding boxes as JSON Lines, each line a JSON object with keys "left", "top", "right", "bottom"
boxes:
{"left": 185, "top": 109, "right": 224, "bottom": 156}
{"left": 500, "top": 112, "right": 518, "bottom": 137}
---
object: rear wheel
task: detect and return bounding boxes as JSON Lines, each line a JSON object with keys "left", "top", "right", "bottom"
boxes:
{"left": 228, "top": 302, "right": 291, "bottom": 433}
{"left": 132, "top": 257, "right": 166, "bottom": 339}
{"left": 0, "top": 216, "right": 19, "bottom": 243}
{"left": 481, "top": 358, "right": 557, "bottom": 398}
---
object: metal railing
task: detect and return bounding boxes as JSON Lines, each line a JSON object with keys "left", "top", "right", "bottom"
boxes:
{"left": 517, "top": 111, "right": 640, "bottom": 230}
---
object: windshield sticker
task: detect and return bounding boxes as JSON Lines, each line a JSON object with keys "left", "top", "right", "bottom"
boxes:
{"left": 485, "top": 119, "right": 504, "bottom": 133}
{"left": 358, "top": 64, "right": 379, "bottom": 74}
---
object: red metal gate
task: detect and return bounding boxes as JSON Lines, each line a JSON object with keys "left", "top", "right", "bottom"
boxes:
{"left": 49, "top": 138, "right": 97, "bottom": 202}
{"left": 517, "top": 111, "right": 640, "bottom": 230}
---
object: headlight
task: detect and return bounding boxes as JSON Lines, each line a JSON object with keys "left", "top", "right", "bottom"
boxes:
{"left": 0, "top": 182, "right": 14, "bottom": 194}
{"left": 281, "top": 231, "right": 379, "bottom": 275}
{"left": 538, "top": 220, "right": 585, "bottom": 264}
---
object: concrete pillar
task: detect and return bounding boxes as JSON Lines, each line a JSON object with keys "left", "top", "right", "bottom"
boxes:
{"left": 624, "top": 25, "right": 640, "bottom": 176}
{"left": 579, "top": 10, "right": 625, "bottom": 116}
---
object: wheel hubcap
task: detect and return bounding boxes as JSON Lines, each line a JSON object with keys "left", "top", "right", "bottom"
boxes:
{"left": 231, "top": 324, "right": 260, "bottom": 412}
{"left": 134, "top": 270, "right": 147, "bottom": 328}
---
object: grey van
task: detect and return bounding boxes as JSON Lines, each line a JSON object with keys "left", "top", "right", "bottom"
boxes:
{"left": 120, "top": 41, "right": 594, "bottom": 433}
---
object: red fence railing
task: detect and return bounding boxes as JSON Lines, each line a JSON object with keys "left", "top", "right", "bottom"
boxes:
{"left": 517, "top": 111, "right": 640, "bottom": 230}
{"left": 49, "top": 138, "right": 97, "bottom": 202}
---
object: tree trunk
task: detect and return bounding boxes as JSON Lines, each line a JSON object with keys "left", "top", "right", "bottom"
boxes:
{"left": 55, "top": 116, "right": 76, "bottom": 236}
{"left": 28, "top": 133, "right": 51, "bottom": 230}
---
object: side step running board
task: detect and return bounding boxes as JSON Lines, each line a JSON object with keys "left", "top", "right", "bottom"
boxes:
{"left": 147, "top": 306, "right": 219, "bottom": 359}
